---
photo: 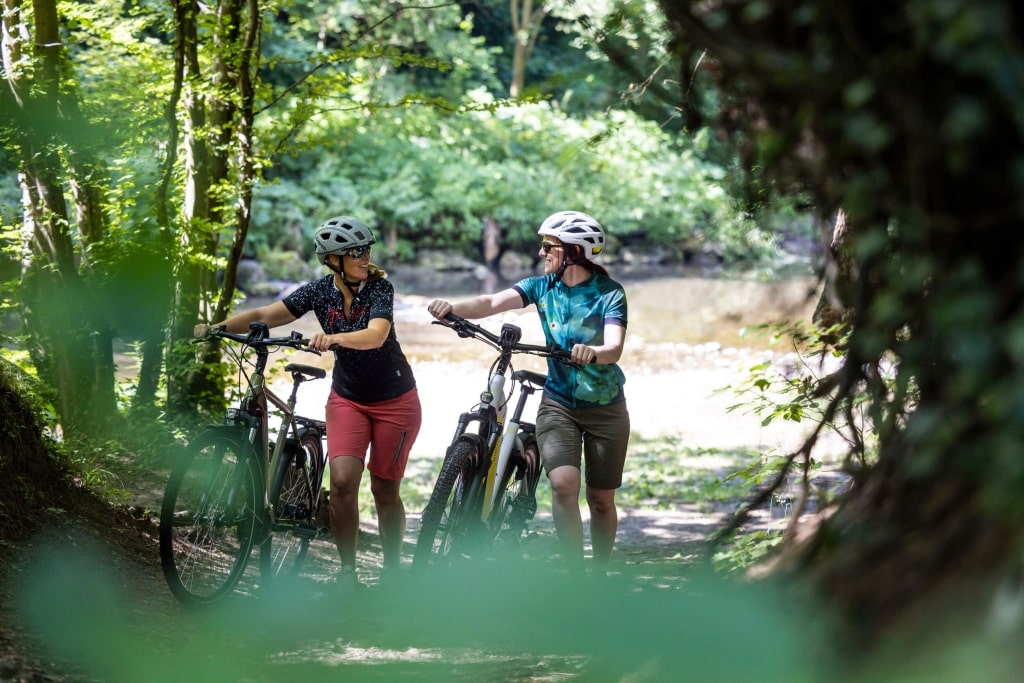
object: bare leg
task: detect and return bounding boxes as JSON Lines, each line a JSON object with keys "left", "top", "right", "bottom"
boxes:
{"left": 586, "top": 486, "right": 618, "bottom": 564}
{"left": 329, "top": 456, "right": 364, "bottom": 570}
{"left": 370, "top": 474, "right": 405, "bottom": 569}
{"left": 547, "top": 465, "right": 584, "bottom": 566}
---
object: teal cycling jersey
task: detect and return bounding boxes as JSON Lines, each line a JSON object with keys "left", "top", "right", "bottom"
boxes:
{"left": 514, "top": 272, "right": 627, "bottom": 408}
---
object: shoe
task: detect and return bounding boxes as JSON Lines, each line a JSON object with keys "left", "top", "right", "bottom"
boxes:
{"left": 337, "top": 567, "right": 365, "bottom": 592}
{"left": 376, "top": 564, "right": 405, "bottom": 588}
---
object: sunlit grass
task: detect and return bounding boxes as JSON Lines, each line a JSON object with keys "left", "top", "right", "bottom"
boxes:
{"left": 619, "top": 434, "right": 752, "bottom": 510}
{"left": 392, "top": 432, "right": 757, "bottom": 521}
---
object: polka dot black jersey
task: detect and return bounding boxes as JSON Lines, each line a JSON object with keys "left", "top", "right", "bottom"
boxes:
{"left": 283, "top": 275, "right": 416, "bottom": 403}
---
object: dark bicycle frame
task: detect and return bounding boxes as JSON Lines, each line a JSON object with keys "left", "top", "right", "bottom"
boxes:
{"left": 159, "top": 321, "right": 328, "bottom": 606}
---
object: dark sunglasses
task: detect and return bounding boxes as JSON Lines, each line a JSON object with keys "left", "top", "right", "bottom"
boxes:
{"left": 342, "top": 245, "right": 372, "bottom": 259}
{"left": 540, "top": 242, "right": 563, "bottom": 254}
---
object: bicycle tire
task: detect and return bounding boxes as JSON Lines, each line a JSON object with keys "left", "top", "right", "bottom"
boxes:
{"left": 262, "top": 427, "right": 325, "bottom": 580}
{"left": 159, "top": 427, "right": 264, "bottom": 607}
{"left": 413, "top": 436, "right": 483, "bottom": 567}
{"left": 489, "top": 440, "right": 542, "bottom": 548}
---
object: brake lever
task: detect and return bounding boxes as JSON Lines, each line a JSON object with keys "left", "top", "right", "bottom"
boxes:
{"left": 549, "top": 344, "right": 584, "bottom": 369}
{"left": 433, "top": 317, "right": 475, "bottom": 338}
{"left": 287, "top": 331, "right": 322, "bottom": 355}
{"left": 195, "top": 324, "right": 226, "bottom": 344}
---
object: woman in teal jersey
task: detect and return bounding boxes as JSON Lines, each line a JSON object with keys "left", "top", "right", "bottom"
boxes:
{"left": 427, "top": 211, "right": 630, "bottom": 568}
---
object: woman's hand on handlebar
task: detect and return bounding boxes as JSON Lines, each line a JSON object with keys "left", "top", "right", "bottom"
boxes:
{"left": 427, "top": 299, "right": 454, "bottom": 321}
{"left": 308, "top": 332, "right": 339, "bottom": 352}
{"left": 194, "top": 323, "right": 227, "bottom": 339}
{"left": 569, "top": 343, "right": 598, "bottom": 365}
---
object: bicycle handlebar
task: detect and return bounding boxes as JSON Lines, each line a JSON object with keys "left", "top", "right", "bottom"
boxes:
{"left": 198, "top": 322, "right": 322, "bottom": 355}
{"left": 433, "top": 313, "right": 574, "bottom": 362}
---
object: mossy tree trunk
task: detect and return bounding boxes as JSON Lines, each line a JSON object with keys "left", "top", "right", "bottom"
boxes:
{"left": 657, "top": 0, "right": 1024, "bottom": 648}
{"left": 4, "top": 0, "right": 116, "bottom": 438}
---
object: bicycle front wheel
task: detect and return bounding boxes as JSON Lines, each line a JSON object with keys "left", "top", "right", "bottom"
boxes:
{"left": 159, "top": 428, "right": 264, "bottom": 607}
{"left": 413, "top": 437, "right": 482, "bottom": 567}
{"left": 262, "top": 427, "right": 325, "bottom": 580}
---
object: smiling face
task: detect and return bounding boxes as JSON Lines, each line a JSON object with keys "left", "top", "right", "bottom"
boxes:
{"left": 328, "top": 246, "right": 371, "bottom": 282}
{"left": 539, "top": 239, "right": 563, "bottom": 274}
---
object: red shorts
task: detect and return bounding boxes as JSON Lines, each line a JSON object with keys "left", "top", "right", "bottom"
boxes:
{"left": 325, "top": 387, "right": 422, "bottom": 480}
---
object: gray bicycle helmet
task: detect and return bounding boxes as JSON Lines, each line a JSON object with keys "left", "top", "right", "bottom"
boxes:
{"left": 538, "top": 210, "right": 605, "bottom": 260}
{"left": 313, "top": 216, "right": 377, "bottom": 265}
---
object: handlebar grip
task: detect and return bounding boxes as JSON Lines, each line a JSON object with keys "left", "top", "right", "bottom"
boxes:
{"left": 195, "top": 324, "right": 226, "bottom": 342}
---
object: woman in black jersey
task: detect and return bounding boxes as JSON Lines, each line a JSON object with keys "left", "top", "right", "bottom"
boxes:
{"left": 195, "top": 216, "right": 421, "bottom": 587}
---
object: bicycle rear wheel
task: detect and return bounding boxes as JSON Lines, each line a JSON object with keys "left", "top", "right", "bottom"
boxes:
{"left": 413, "top": 437, "right": 484, "bottom": 567}
{"left": 262, "top": 427, "right": 325, "bottom": 580}
{"left": 489, "top": 443, "right": 541, "bottom": 548}
{"left": 159, "top": 428, "right": 264, "bottom": 607}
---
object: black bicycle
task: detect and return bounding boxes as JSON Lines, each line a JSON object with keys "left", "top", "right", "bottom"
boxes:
{"left": 414, "top": 314, "right": 574, "bottom": 567}
{"left": 159, "top": 322, "right": 328, "bottom": 606}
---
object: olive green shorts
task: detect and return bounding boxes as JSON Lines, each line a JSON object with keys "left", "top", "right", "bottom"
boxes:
{"left": 535, "top": 394, "right": 631, "bottom": 489}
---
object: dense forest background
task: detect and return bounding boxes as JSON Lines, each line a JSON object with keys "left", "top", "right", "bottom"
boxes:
{"left": 3, "top": 0, "right": 1024, "bottom": 679}
{"left": 1, "top": 0, "right": 806, "bottom": 432}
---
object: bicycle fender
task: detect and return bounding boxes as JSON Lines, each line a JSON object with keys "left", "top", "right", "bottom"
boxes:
{"left": 447, "top": 433, "right": 486, "bottom": 469}
{"left": 195, "top": 425, "right": 262, "bottom": 466}
{"left": 198, "top": 423, "right": 250, "bottom": 440}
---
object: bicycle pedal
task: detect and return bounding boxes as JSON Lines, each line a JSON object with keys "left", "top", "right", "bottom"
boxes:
{"left": 514, "top": 496, "right": 537, "bottom": 518}
{"left": 293, "top": 524, "right": 318, "bottom": 539}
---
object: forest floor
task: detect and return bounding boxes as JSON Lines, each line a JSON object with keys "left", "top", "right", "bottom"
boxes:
{"left": 0, "top": 275, "right": 837, "bottom": 682}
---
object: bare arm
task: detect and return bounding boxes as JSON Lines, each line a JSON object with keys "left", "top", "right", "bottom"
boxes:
{"left": 427, "top": 288, "right": 524, "bottom": 321}
{"left": 308, "top": 317, "right": 391, "bottom": 352}
{"left": 593, "top": 322, "right": 626, "bottom": 364}
{"left": 194, "top": 300, "right": 297, "bottom": 338}
{"left": 560, "top": 320, "right": 626, "bottom": 366}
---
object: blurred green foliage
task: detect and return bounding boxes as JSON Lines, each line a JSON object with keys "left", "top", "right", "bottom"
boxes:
{"left": 1, "top": 0, "right": 809, "bottom": 290}
{"left": 15, "top": 535, "right": 829, "bottom": 682}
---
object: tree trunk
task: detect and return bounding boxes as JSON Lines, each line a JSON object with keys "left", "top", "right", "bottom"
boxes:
{"left": 480, "top": 216, "right": 502, "bottom": 293}
{"left": 812, "top": 208, "right": 855, "bottom": 336}
{"left": 130, "top": 0, "right": 186, "bottom": 412}
{"left": 7, "top": 0, "right": 116, "bottom": 437}
{"left": 165, "top": 0, "right": 264, "bottom": 415}
{"left": 165, "top": 0, "right": 216, "bottom": 414}
{"left": 773, "top": 425, "right": 1023, "bottom": 652}
{"left": 509, "top": 0, "right": 548, "bottom": 97}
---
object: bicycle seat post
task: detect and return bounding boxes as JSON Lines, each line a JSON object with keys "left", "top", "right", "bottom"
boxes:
{"left": 286, "top": 373, "right": 303, "bottom": 410}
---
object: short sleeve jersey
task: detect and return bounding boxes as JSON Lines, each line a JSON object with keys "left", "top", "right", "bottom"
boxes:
{"left": 514, "top": 272, "right": 627, "bottom": 408}
{"left": 283, "top": 275, "right": 416, "bottom": 403}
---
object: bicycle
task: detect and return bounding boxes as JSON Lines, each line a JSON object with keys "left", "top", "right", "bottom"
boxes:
{"left": 159, "top": 321, "right": 329, "bottom": 607}
{"left": 413, "top": 314, "right": 575, "bottom": 567}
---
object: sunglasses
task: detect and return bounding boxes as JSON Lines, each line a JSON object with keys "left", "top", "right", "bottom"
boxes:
{"left": 540, "top": 242, "right": 563, "bottom": 254}
{"left": 342, "top": 245, "right": 372, "bottom": 259}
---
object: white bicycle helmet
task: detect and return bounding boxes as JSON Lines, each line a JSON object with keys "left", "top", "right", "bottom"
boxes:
{"left": 538, "top": 211, "right": 605, "bottom": 260}
{"left": 313, "top": 216, "right": 376, "bottom": 265}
